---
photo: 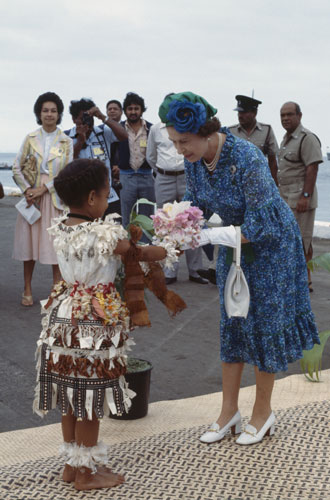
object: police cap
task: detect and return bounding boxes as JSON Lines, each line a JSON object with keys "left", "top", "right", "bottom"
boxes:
{"left": 234, "top": 95, "right": 262, "bottom": 112}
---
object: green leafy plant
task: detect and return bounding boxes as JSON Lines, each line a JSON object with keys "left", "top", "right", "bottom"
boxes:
{"left": 307, "top": 252, "right": 330, "bottom": 273}
{"left": 300, "top": 252, "right": 330, "bottom": 381}
{"left": 300, "top": 330, "right": 330, "bottom": 382}
{"left": 127, "top": 357, "right": 152, "bottom": 373}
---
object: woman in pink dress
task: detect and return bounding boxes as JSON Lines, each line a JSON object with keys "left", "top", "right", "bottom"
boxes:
{"left": 12, "top": 92, "right": 73, "bottom": 306}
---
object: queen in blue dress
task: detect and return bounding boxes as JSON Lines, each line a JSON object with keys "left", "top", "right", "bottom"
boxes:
{"left": 159, "top": 92, "right": 319, "bottom": 445}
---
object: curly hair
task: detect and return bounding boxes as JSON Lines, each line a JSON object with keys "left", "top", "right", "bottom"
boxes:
{"left": 69, "top": 98, "right": 96, "bottom": 119}
{"left": 33, "top": 92, "right": 64, "bottom": 125}
{"left": 54, "top": 159, "right": 109, "bottom": 207}
{"left": 123, "top": 92, "right": 146, "bottom": 112}
{"left": 198, "top": 117, "right": 221, "bottom": 137}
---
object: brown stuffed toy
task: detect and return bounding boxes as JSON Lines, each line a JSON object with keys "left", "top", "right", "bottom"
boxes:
{"left": 122, "top": 225, "right": 186, "bottom": 327}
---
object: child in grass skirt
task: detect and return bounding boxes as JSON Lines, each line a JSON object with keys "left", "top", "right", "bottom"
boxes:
{"left": 33, "top": 158, "right": 180, "bottom": 491}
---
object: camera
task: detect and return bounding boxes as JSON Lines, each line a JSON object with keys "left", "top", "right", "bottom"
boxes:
{"left": 112, "top": 180, "right": 122, "bottom": 191}
{"left": 82, "top": 112, "right": 93, "bottom": 127}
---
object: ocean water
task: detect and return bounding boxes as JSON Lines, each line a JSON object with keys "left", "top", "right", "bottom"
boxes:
{"left": 1, "top": 152, "right": 329, "bottom": 222}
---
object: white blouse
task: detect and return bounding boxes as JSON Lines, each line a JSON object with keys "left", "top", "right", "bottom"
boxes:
{"left": 40, "top": 127, "right": 58, "bottom": 174}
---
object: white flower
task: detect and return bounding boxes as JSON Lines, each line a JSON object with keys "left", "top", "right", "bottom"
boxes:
{"left": 162, "top": 200, "right": 192, "bottom": 219}
{"left": 153, "top": 236, "right": 180, "bottom": 270}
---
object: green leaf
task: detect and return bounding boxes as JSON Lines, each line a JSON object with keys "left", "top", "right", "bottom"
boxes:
{"left": 307, "top": 252, "right": 330, "bottom": 273}
{"left": 300, "top": 330, "right": 330, "bottom": 382}
{"left": 140, "top": 227, "right": 154, "bottom": 241}
{"left": 130, "top": 214, "right": 154, "bottom": 232}
{"left": 130, "top": 198, "right": 157, "bottom": 223}
{"left": 134, "top": 198, "right": 156, "bottom": 207}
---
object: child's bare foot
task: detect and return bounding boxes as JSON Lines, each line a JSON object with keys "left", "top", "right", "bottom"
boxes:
{"left": 74, "top": 466, "right": 125, "bottom": 490}
{"left": 62, "top": 463, "right": 76, "bottom": 482}
{"left": 99, "top": 466, "right": 125, "bottom": 482}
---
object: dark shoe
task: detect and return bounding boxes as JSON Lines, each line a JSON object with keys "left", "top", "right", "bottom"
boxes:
{"left": 165, "top": 277, "right": 177, "bottom": 285}
{"left": 189, "top": 275, "right": 208, "bottom": 284}
{"left": 197, "top": 268, "right": 216, "bottom": 285}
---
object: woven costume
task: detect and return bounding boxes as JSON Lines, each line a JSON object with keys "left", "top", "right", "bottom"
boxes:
{"left": 33, "top": 215, "right": 136, "bottom": 420}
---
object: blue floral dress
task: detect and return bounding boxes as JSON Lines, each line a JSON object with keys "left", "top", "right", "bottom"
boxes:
{"left": 184, "top": 128, "right": 319, "bottom": 373}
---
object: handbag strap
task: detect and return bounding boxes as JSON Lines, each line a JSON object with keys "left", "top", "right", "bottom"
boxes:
{"left": 234, "top": 226, "right": 242, "bottom": 294}
{"left": 234, "top": 226, "right": 241, "bottom": 267}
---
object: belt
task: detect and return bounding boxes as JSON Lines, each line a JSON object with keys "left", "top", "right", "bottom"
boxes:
{"left": 156, "top": 167, "right": 185, "bottom": 176}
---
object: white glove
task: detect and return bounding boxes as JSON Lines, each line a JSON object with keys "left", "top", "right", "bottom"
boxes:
{"left": 198, "top": 226, "right": 237, "bottom": 248}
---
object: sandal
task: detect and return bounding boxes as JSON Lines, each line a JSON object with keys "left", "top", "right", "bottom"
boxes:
{"left": 21, "top": 293, "right": 33, "bottom": 306}
{"left": 308, "top": 281, "right": 313, "bottom": 293}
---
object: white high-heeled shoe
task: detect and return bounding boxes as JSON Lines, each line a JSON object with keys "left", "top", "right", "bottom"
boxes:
{"left": 236, "top": 412, "right": 275, "bottom": 445}
{"left": 199, "top": 411, "right": 242, "bottom": 443}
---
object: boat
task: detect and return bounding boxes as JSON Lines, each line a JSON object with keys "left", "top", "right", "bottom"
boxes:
{"left": 0, "top": 163, "right": 12, "bottom": 170}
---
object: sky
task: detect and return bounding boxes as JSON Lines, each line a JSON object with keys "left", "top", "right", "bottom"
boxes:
{"left": 1, "top": 0, "right": 330, "bottom": 153}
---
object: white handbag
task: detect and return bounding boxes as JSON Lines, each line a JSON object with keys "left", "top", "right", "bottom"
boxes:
{"left": 224, "top": 226, "right": 250, "bottom": 318}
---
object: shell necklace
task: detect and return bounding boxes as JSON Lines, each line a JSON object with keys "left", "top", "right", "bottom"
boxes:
{"left": 203, "top": 133, "right": 223, "bottom": 172}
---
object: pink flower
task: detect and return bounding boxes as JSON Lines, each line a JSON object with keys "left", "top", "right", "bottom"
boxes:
{"left": 151, "top": 201, "right": 205, "bottom": 250}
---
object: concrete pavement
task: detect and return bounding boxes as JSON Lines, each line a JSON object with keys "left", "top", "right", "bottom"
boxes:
{"left": 1, "top": 195, "right": 329, "bottom": 433}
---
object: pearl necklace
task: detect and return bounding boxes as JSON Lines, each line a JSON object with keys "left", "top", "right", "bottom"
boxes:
{"left": 203, "top": 133, "right": 223, "bottom": 172}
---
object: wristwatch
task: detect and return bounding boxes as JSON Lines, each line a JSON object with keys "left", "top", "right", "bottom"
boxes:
{"left": 302, "top": 192, "right": 311, "bottom": 198}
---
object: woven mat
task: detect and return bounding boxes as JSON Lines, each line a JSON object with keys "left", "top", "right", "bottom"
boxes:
{"left": 1, "top": 400, "right": 329, "bottom": 500}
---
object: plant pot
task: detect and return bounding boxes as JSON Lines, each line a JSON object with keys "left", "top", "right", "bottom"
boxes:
{"left": 110, "top": 358, "right": 152, "bottom": 420}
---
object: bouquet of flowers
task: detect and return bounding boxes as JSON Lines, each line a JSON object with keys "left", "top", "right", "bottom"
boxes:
{"left": 151, "top": 201, "right": 205, "bottom": 250}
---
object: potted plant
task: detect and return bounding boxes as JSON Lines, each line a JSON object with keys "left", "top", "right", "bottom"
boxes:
{"left": 110, "top": 358, "right": 153, "bottom": 420}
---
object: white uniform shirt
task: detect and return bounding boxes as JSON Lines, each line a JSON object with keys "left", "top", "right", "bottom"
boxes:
{"left": 146, "top": 122, "right": 184, "bottom": 172}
